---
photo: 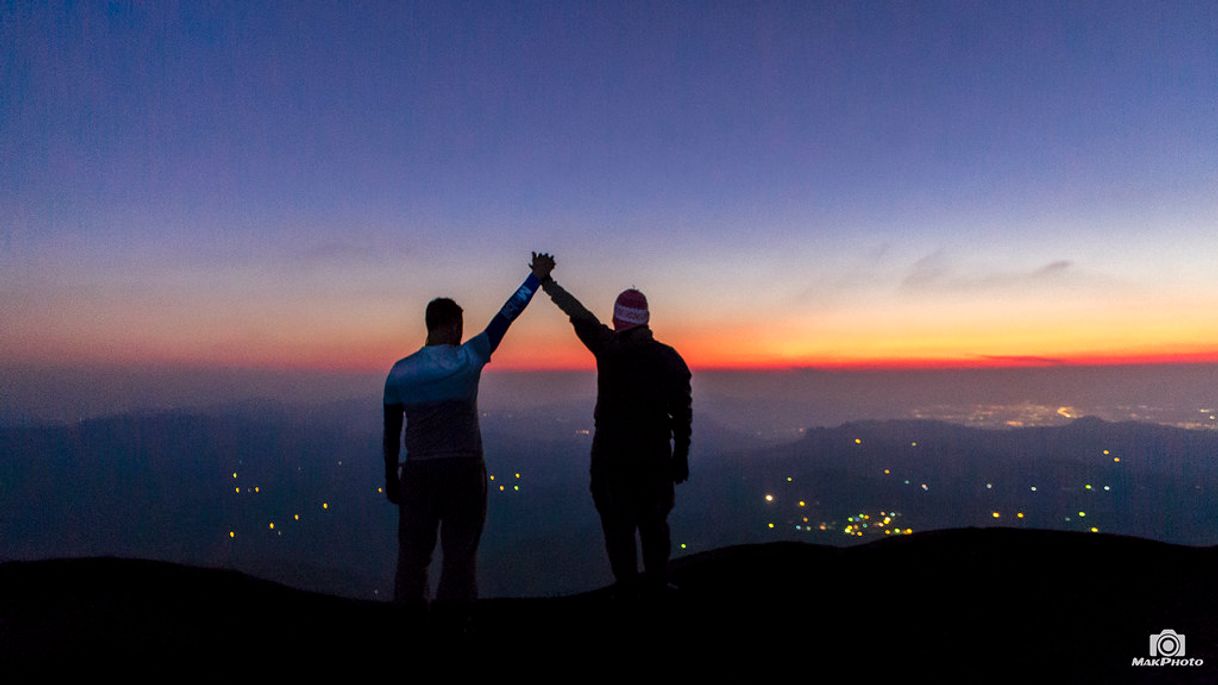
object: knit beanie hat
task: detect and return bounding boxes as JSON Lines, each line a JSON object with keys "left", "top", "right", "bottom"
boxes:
{"left": 612, "top": 289, "right": 649, "bottom": 330}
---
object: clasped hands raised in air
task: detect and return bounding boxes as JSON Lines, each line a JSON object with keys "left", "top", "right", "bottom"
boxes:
{"left": 383, "top": 248, "right": 692, "bottom": 602}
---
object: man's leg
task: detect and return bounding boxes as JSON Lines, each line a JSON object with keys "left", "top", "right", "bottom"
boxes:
{"left": 395, "top": 460, "right": 440, "bottom": 607}
{"left": 591, "top": 460, "right": 639, "bottom": 586}
{"left": 436, "top": 458, "right": 487, "bottom": 602}
{"left": 638, "top": 459, "right": 676, "bottom": 591}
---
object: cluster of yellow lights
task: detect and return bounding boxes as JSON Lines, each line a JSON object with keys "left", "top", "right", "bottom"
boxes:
{"left": 854, "top": 438, "right": 862, "bottom": 445}
{"left": 230, "top": 515, "right": 307, "bottom": 541}
{"left": 841, "top": 511, "right": 907, "bottom": 537}
{"left": 322, "top": 502, "right": 329, "bottom": 510}
{"left": 881, "top": 528, "right": 913, "bottom": 536}
{"left": 798, "top": 500, "right": 806, "bottom": 507}
{"left": 491, "top": 474, "right": 524, "bottom": 490}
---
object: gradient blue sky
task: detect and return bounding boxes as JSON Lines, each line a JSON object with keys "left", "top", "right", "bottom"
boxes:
{"left": 2, "top": 1, "right": 1217, "bottom": 370}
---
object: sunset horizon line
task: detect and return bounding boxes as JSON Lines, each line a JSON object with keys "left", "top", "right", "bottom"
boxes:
{"left": 496, "top": 350, "right": 1218, "bottom": 373}
{"left": 10, "top": 350, "right": 1218, "bottom": 375}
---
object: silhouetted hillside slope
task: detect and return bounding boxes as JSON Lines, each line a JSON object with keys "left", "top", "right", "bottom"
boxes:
{"left": 1, "top": 528, "right": 1214, "bottom": 680}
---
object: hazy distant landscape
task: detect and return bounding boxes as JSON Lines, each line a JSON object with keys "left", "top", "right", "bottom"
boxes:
{"left": 4, "top": 364, "right": 1217, "bottom": 599}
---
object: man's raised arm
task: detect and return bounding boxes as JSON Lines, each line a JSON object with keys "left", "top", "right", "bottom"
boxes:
{"left": 473, "top": 252, "right": 553, "bottom": 359}
{"left": 540, "top": 277, "right": 596, "bottom": 322}
{"left": 537, "top": 258, "right": 612, "bottom": 355}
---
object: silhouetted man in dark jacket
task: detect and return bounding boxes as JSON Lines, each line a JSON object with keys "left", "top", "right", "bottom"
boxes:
{"left": 537, "top": 256, "right": 692, "bottom": 597}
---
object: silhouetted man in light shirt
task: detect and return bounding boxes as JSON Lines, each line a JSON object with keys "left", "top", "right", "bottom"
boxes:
{"left": 382, "top": 253, "right": 553, "bottom": 610}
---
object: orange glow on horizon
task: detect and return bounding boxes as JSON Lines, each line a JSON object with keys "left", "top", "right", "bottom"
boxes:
{"left": 7, "top": 312, "right": 1218, "bottom": 373}
{"left": 78, "top": 347, "right": 1218, "bottom": 373}
{"left": 10, "top": 341, "right": 1218, "bottom": 374}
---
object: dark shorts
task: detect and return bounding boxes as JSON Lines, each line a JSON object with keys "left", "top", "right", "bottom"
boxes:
{"left": 394, "top": 457, "right": 487, "bottom": 603}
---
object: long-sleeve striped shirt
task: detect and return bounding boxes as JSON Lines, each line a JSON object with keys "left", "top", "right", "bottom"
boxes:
{"left": 383, "top": 273, "right": 540, "bottom": 465}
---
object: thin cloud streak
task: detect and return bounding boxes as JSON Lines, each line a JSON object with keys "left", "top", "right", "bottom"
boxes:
{"left": 898, "top": 249, "right": 1111, "bottom": 294}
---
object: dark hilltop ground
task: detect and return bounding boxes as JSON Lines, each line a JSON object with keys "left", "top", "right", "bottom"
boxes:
{"left": 1, "top": 527, "right": 1214, "bottom": 681}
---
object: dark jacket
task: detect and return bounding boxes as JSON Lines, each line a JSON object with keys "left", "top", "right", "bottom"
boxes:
{"left": 541, "top": 277, "right": 692, "bottom": 465}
